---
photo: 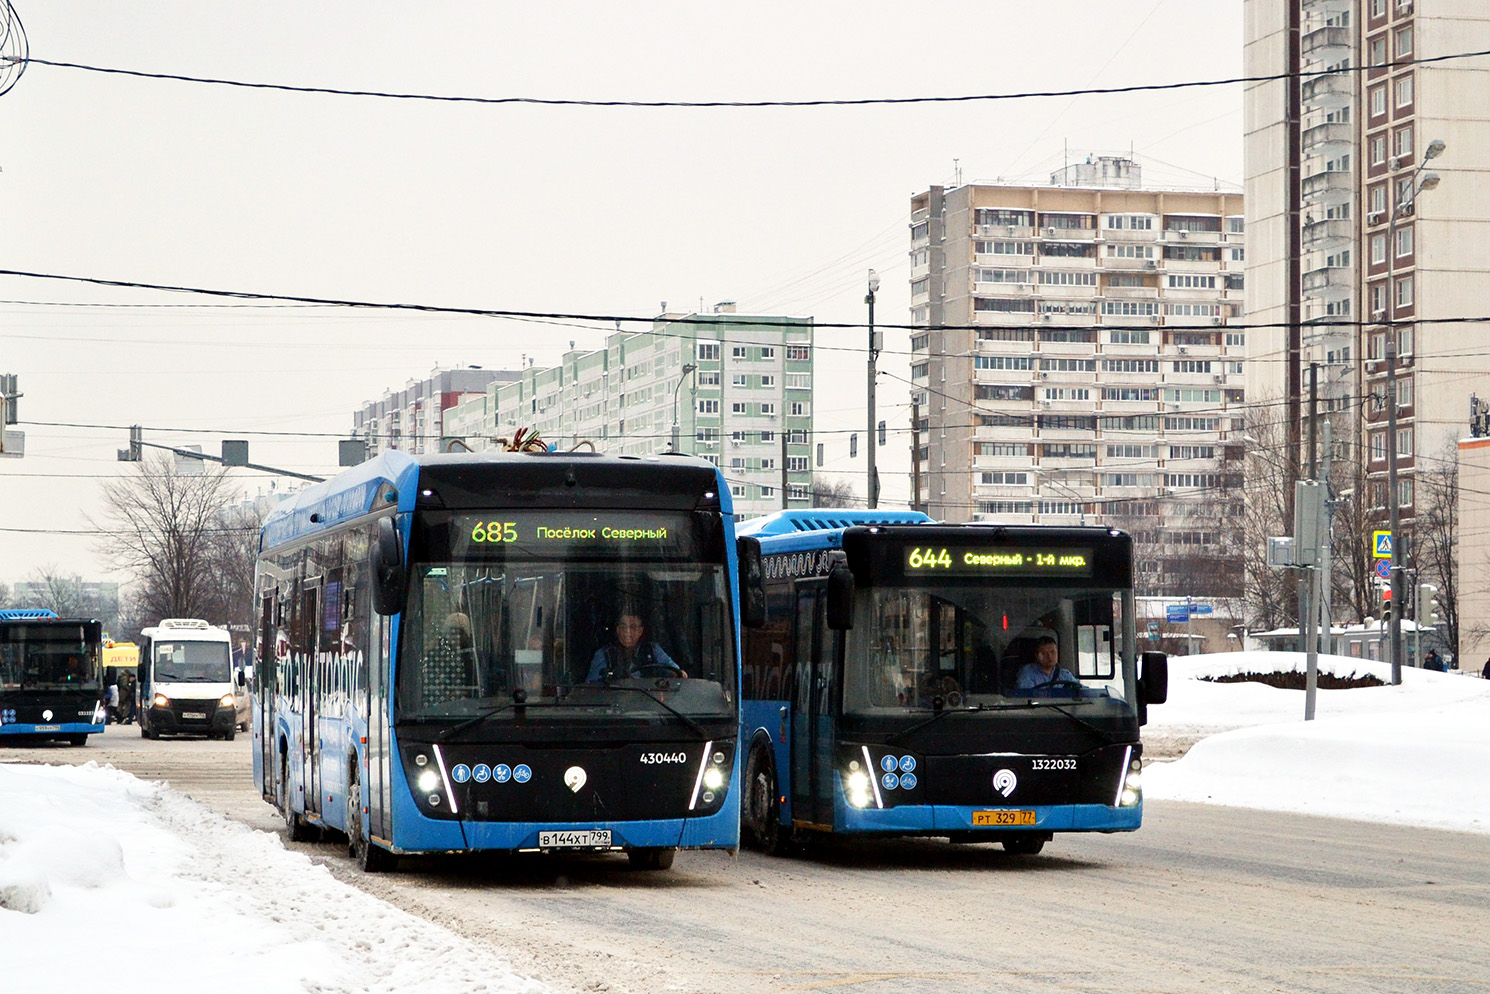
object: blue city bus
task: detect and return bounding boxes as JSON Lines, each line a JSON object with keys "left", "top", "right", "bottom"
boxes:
{"left": 736, "top": 510, "right": 1167, "bottom": 856}
{"left": 0, "top": 609, "right": 107, "bottom": 745}
{"left": 253, "top": 450, "right": 746, "bottom": 871}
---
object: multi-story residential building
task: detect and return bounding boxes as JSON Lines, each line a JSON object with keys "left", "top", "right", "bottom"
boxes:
{"left": 909, "top": 158, "right": 1246, "bottom": 595}
{"left": 352, "top": 367, "right": 519, "bottom": 457}
{"left": 1244, "top": 0, "right": 1490, "bottom": 584}
{"left": 449, "top": 305, "right": 815, "bottom": 518}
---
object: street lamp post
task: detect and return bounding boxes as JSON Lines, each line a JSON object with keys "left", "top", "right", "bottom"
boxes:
{"left": 1384, "top": 138, "right": 1443, "bottom": 685}
{"left": 865, "top": 269, "right": 881, "bottom": 509}
{"left": 670, "top": 362, "right": 698, "bottom": 455}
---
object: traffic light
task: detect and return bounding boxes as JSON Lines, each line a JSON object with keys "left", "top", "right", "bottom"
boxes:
{"left": 849, "top": 433, "right": 858, "bottom": 458}
{"left": 1381, "top": 587, "right": 1393, "bottom": 624}
{"left": 1418, "top": 582, "right": 1442, "bottom": 627}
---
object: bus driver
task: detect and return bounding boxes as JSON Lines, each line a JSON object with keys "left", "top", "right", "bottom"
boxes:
{"left": 1013, "top": 635, "right": 1081, "bottom": 694}
{"left": 587, "top": 611, "right": 686, "bottom": 682}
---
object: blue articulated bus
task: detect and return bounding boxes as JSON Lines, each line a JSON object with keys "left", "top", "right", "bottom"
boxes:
{"left": 735, "top": 510, "right": 1167, "bottom": 856}
{"left": 0, "top": 609, "right": 106, "bottom": 745}
{"left": 253, "top": 449, "right": 745, "bottom": 871}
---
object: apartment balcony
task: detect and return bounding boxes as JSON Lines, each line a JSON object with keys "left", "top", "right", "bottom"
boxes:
{"left": 1302, "top": 121, "right": 1354, "bottom": 157}
{"left": 1038, "top": 228, "right": 1097, "bottom": 242}
{"left": 1162, "top": 228, "right": 1223, "bottom": 246}
{"left": 1301, "top": 72, "right": 1353, "bottom": 109}
{"left": 975, "top": 253, "right": 1035, "bottom": 268}
{"left": 975, "top": 224, "right": 1035, "bottom": 239}
{"left": 1301, "top": 24, "right": 1351, "bottom": 59}
{"left": 1101, "top": 256, "right": 1162, "bottom": 272}
{"left": 1032, "top": 282, "right": 1097, "bottom": 299}
{"left": 1301, "top": 170, "right": 1353, "bottom": 205}
{"left": 1102, "top": 285, "right": 1159, "bottom": 299}
{"left": 1303, "top": 264, "right": 1354, "bottom": 301}
{"left": 1303, "top": 217, "right": 1353, "bottom": 251}
{"left": 1302, "top": 0, "right": 1351, "bottom": 17}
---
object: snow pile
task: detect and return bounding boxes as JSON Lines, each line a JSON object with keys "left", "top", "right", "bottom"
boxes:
{"left": 1144, "top": 651, "right": 1490, "bottom": 833}
{"left": 0, "top": 762, "right": 553, "bottom": 994}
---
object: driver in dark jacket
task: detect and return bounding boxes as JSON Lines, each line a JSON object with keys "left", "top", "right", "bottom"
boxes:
{"left": 587, "top": 612, "right": 684, "bottom": 682}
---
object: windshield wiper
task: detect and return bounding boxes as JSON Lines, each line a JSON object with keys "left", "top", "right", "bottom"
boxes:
{"left": 592, "top": 683, "right": 709, "bottom": 740}
{"left": 887, "top": 703, "right": 988, "bottom": 745}
{"left": 1018, "top": 698, "right": 1119, "bottom": 745}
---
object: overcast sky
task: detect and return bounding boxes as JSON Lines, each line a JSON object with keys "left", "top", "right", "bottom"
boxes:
{"left": 0, "top": 1, "right": 1242, "bottom": 587}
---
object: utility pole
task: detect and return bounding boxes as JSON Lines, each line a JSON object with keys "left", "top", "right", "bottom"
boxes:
{"left": 911, "top": 402, "right": 922, "bottom": 514}
{"left": 865, "top": 269, "right": 881, "bottom": 509}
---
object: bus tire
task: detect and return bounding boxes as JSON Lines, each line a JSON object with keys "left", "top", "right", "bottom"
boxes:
{"left": 67, "top": 734, "right": 88, "bottom": 746}
{"left": 744, "top": 746, "right": 792, "bottom": 856}
{"left": 627, "top": 847, "right": 676, "bottom": 870}
{"left": 1001, "top": 832, "right": 1048, "bottom": 856}
{"left": 346, "top": 768, "right": 396, "bottom": 872}
{"left": 280, "top": 755, "right": 316, "bottom": 843}
{"left": 222, "top": 728, "right": 236, "bottom": 742}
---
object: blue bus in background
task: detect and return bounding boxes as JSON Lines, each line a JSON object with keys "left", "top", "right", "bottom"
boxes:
{"left": 254, "top": 450, "right": 746, "bottom": 871}
{"left": 0, "top": 609, "right": 106, "bottom": 745}
{"left": 735, "top": 510, "right": 1167, "bottom": 856}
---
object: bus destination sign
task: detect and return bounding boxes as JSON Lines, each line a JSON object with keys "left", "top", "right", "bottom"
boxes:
{"left": 903, "top": 546, "right": 1094, "bottom": 577}
{"left": 449, "top": 511, "right": 688, "bottom": 559}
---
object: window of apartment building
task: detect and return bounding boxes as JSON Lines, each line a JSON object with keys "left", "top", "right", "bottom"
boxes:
{"left": 977, "top": 240, "right": 1037, "bottom": 256}
{"left": 1172, "top": 360, "right": 1214, "bottom": 373}
{"left": 729, "top": 457, "right": 745, "bottom": 470}
{"left": 787, "top": 456, "right": 808, "bottom": 472}
{"left": 910, "top": 334, "right": 928, "bottom": 352}
{"left": 760, "top": 347, "right": 775, "bottom": 360}
{"left": 1171, "top": 446, "right": 1217, "bottom": 460}
{"left": 699, "top": 371, "right": 721, "bottom": 386}
{"left": 730, "top": 484, "right": 745, "bottom": 498}
{"left": 790, "top": 401, "right": 808, "bottom": 416}
{"left": 698, "top": 342, "right": 720, "bottom": 361}
{"left": 1107, "top": 273, "right": 1148, "bottom": 288}
{"left": 1168, "top": 274, "right": 1216, "bottom": 289}
{"left": 1042, "top": 301, "right": 1098, "bottom": 316}
{"left": 1395, "top": 74, "right": 1413, "bottom": 108}
{"left": 1369, "top": 84, "right": 1388, "bottom": 118}
{"left": 1040, "top": 212, "right": 1094, "bottom": 230}
{"left": 974, "top": 297, "right": 1038, "bottom": 313}
{"left": 1226, "top": 216, "right": 1245, "bottom": 234}
{"left": 731, "top": 346, "right": 748, "bottom": 360}
{"left": 1326, "top": 298, "right": 1353, "bottom": 317}
{"left": 1397, "top": 478, "right": 1413, "bottom": 508}
{"left": 981, "top": 471, "right": 1030, "bottom": 485}
{"left": 1394, "top": 125, "right": 1413, "bottom": 159}
{"left": 1107, "top": 444, "right": 1157, "bottom": 459}
{"left": 976, "top": 355, "right": 1034, "bottom": 371}
{"left": 732, "top": 373, "right": 749, "bottom": 387}
{"left": 1045, "top": 388, "right": 1092, "bottom": 401}
{"left": 788, "top": 429, "right": 807, "bottom": 444}
{"left": 1101, "top": 300, "right": 1159, "bottom": 316}
{"left": 1396, "top": 275, "right": 1414, "bottom": 309}
{"left": 1165, "top": 215, "right": 1222, "bottom": 233}
{"left": 1107, "top": 243, "right": 1155, "bottom": 259}
{"left": 1369, "top": 132, "right": 1388, "bottom": 167}
{"left": 1040, "top": 328, "right": 1098, "bottom": 343}
{"left": 696, "top": 427, "right": 720, "bottom": 443}
{"left": 1040, "top": 270, "right": 1097, "bottom": 286}
{"left": 1104, "top": 214, "right": 1155, "bottom": 230}
{"left": 1166, "top": 388, "right": 1221, "bottom": 404}
{"left": 1369, "top": 282, "right": 1388, "bottom": 317}
{"left": 785, "top": 373, "right": 810, "bottom": 389}
{"left": 1225, "top": 332, "right": 1245, "bottom": 347}
{"left": 1230, "top": 247, "right": 1245, "bottom": 262}
{"left": 977, "top": 384, "right": 1035, "bottom": 401}
{"left": 977, "top": 442, "right": 1031, "bottom": 457}
{"left": 1102, "top": 386, "right": 1161, "bottom": 401}
{"left": 1102, "top": 358, "right": 1160, "bottom": 373}
{"left": 1109, "top": 329, "right": 1152, "bottom": 345}
{"left": 1100, "top": 415, "right": 1161, "bottom": 431}
{"left": 976, "top": 268, "right": 1030, "bottom": 284}
{"left": 1371, "top": 233, "right": 1388, "bottom": 265}
{"left": 1104, "top": 473, "right": 1153, "bottom": 488}
{"left": 1040, "top": 443, "right": 1095, "bottom": 458}
{"left": 786, "top": 345, "right": 810, "bottom": 361}
{"left": 731, "top": 402, "right": 747, "bottom": 415}
{"left": 1397, "top": 376, "right": 1413, "bottom": 408}
{"left": 1041, "top": 358, "right": 1096, "bottom": 372}
{"left": 760, "top": 402, "right": 775, "bottom": 416}
{"left": 978, "top": 500, "right": 1033, "bottom": 515}
{"left": 1166, "top": 245, "right": 1222, "bottom": 262}
{"left": 1165, "top": 473, "right": 1220, "bottom": 489}
{"left": 1368, "top": 34, "right": 1387, "bottom": 67}
{"left": 1397, "top": 427, "right": 1414, "bottom": 456}
{"left": 1168, "top": 303, "right": 1221, "bottom": 317}
{"left": 1395, "top": 225, "right": 1413, "bottom": 258}
{"left": 976, "top": 208, "right": 1035, "bottom": 228}
{"left": 698, "top": 399, "right": 719, "bottom": 414}
{"left": 759, "top": 458, "right": 775, "bottom": 471}
{"left": 1371, "top": 0, "right": 1387, "bottom": 16}
{"left": 1398, "top": 325, "right": 1414, "bottom": 356}
{"left": 760, "top": 375, "right": 775, "bottom": 388}
{"left": 1370, "top": 431, "right": 1387, "bottom": 461}
{"left": 1165, "top": 416, "right": 1219, "bottom": 431}
{"left": 1395, "top": 25, "right": 1413, "bottom": 58}
{"left": 979, "top": 328, "right": 1036, "bottom": 342}
{"left": 1040, "top": 242, "right": 1095, "bottom": 258}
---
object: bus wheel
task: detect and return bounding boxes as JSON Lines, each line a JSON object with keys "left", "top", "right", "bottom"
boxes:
{"left": 221, "top": 728, "right": 236, "bottom": 742}
{"left": 67, "top": 734, "right": 89, "bottom": 747}
{"left": 627, "top": 847, "right": 676, "bottom": 870}
{"left": 744, "top": 747, "right": 792, "bottom": 856}
{"left": 346, "top": 769, "right": 396, "bottom": 873}
{"left": 279, "top": 758, "right": 316, "bottom": 843}
{"left": 1001, "top": 832, "right": 1048, "bottom": 856}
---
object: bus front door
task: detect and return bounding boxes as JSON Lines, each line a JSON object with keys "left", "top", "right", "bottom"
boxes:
{"left": 790, "top": 581, "right": 838, "bottom": 828}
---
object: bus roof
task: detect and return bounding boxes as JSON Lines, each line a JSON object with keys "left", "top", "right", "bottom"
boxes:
{"left": 0, "top": 608, "right": 60, "bottom": 620}
{"left": 737, "top": 508, "right": 935, "bottom": 554}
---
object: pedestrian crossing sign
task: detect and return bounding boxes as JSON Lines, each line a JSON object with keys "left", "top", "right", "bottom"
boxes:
{"left": 1373, "top": 530, "right": 1393, "bottom": 558}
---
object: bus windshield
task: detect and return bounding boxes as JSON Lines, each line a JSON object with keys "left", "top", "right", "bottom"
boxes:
{"left": 152, "top": 641, "right": 232, "bottom": 683}
{"left": 398, "top": 509, "right": 736, "bottom": 722}
{"left": 843, "top": 585, "right": 1134, "bottom": 715}
{"left": 0, "top": 624, "right": 100, "bottom": 691}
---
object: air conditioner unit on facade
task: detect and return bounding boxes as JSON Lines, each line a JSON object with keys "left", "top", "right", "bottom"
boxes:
{"left": 1368, "top": 212, "right": 1384, "bottom": 224}
{"left": 1178, "top": 346, "right": 1189, "bottom": 354}
{"left": 1179, "top": 230, "right": 1189, "bottom": 239}
{"left": 1047, "top": 227, "right": 1056, "bottom": 236}
{"left": 1145, "top": 261, "right": 1157, "bottom": 269}
{"left": 1389, "top": 157, "right": 1402, "bottom": 170}
{"left": 1214, "top": 373, "right": 1225, "bottom": 383}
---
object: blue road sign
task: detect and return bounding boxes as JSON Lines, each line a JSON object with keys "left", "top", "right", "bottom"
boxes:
{"left": 1375, "top": 558, "right": 1393, "bottom": 580}
{"left": 1166, "top": 605, "right": 1191, "bottom": 622}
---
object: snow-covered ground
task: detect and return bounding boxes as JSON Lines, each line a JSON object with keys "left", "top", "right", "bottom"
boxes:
{"left": 3, "top": 648, "right": 1487, "bottom": 992}
{"left": 0, "top": 762, "right": 552, "bottom": 994}
{"left": 1144, "top": 649, "right": 1490, "bottom": 834}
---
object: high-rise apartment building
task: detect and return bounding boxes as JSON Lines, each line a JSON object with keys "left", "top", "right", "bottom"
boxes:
{"left": 447, "top": 306, "right": 815, "bottom": 518}
{"left": 1244, "top": 0, "right": 1490, "bottom": 561}
{"left": 910, "top": 159, "right": 1246, "bottom": 595}
{"left": 353, "top": 367, "right": 519, "bottom": 457}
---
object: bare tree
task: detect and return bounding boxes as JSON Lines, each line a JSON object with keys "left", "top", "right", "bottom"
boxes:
{"left": 809, "top": 476, "right": 858, "bottom": 509}
{"left": 1414, "top": 443, "right": 1459, "bottom": 659}
{"left": 21, "top": 565, "right": 91, "bottom": 617}
{"left": 0, "top": 580, "right": 10, "bottom": 609}
{"left": 93, "top": 456, "right": 252, "bottom": 625}
{"left": 1239, "top": 406, "right": 1297, "bottom": 632}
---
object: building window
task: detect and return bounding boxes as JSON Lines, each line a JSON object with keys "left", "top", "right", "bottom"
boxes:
{"left": 787, "top": 456, "right": 808, "bottom": 472}
{"left": 1397, "top": 376, "right": 1413, "bottom": 408}
{"left": 1393, "top": 125, "right": 1413, "bottom": 159}
{"left": 732, "top": 373, "right": 749, "bottom": 387}
{"left": 698, "top": 342, "right": 720, "bottom": 361}
{"left": 698, "top": 400, "right": 719, "bottom": 414}
{"left": 1109, "top": 330, "right": 1151, "bottom": 345}
{"left": 1369, "top": 35, "right": 1387, "bottom": 67}
{"left": 1395, "top": 74, "right": 1413, "bottom": 108}
{"left": 1395, "top": 225, "right": 1413, "bottom": 258}
{"left": 1370, "top": 233, "right": 1388, "bottom": 264}
{"left": 786, "top": 345, "right": 810, "bottom": 361}
{"left": 1369, "top": 84, "right": 1388, "bottom": 118}
{"left": 1370, "top": 183, "right": 1388, "bottom": 217}
{"left": 732, "top": 346, "right": 748, "bottom": 360}
{"left": 1371, "top": 0, "right": 1387, "bottom": 16}
{"left": 760, "top": 403, "right": 775, "bottom": 416}
{"left": 1397, "top": 479, "right": 1413, "bottom": 508}
{"left": 1396, "top": 275, "right": 1414, "bottom": 308}
{"left": 760, "top": 347, "right": 775, "bottom": 360}
{"left": 790, "top": 402, "right": 808, "bottom": 416}
{"left": 731, "top": 402, "right": 747, "bottom": 415}
{"left": 1370, "top": 432, "right": 1386, "bottom": 461}
{"left": 699, "top": 371, "right": 721, "bottom": 386}
{"left": 1369, "top": 133, "right": 1388, "bottom": 166}
{"left": 1397, "top": 427, "right": 1414, "bottom": 456}
{"left": 1225, "top": 332, "right": 1246, "bottom": 347}
{"left": 1395, "top": 26, "right": 1413, "bottom": 58}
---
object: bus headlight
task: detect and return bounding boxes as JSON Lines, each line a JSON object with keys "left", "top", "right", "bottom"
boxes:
{"left": 703, "top": 767, "right": 725, "bottom": 791}
{"left": 689, "top": 743, "right": 732, "bottom": 810}
{"left": 846, "top": 770, "right": 872, "bottom": 808}
{"left": 1119, "top": 764, "right": 1142, "bottom": 807}
{"left": 152, "top": 693, "right": 170, "bottom": 708}
{"left": 417, "top": 770, "right": 440, "bottom": 793}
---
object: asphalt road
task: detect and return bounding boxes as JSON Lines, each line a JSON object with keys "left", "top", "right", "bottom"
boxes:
{"left": 5, "top": 729, "right": 1489, "bottom": 994}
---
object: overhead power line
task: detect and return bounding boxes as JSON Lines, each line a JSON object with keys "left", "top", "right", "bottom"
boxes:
{"left": 12, "top": 48, "right": 1490, "bottom": 108}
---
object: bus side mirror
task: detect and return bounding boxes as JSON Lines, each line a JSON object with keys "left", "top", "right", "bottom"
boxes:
{"left": 737, "top": 537, "right": 766, "bottom": 629}
{"left": 826, "top": 564, "right": 855, "bottom": 631}
{"left": 371, "top": 516, "right": 407, "bottom": 616}
{"left": 1140, "top": 650, "right": 1168, "bottom": 705}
